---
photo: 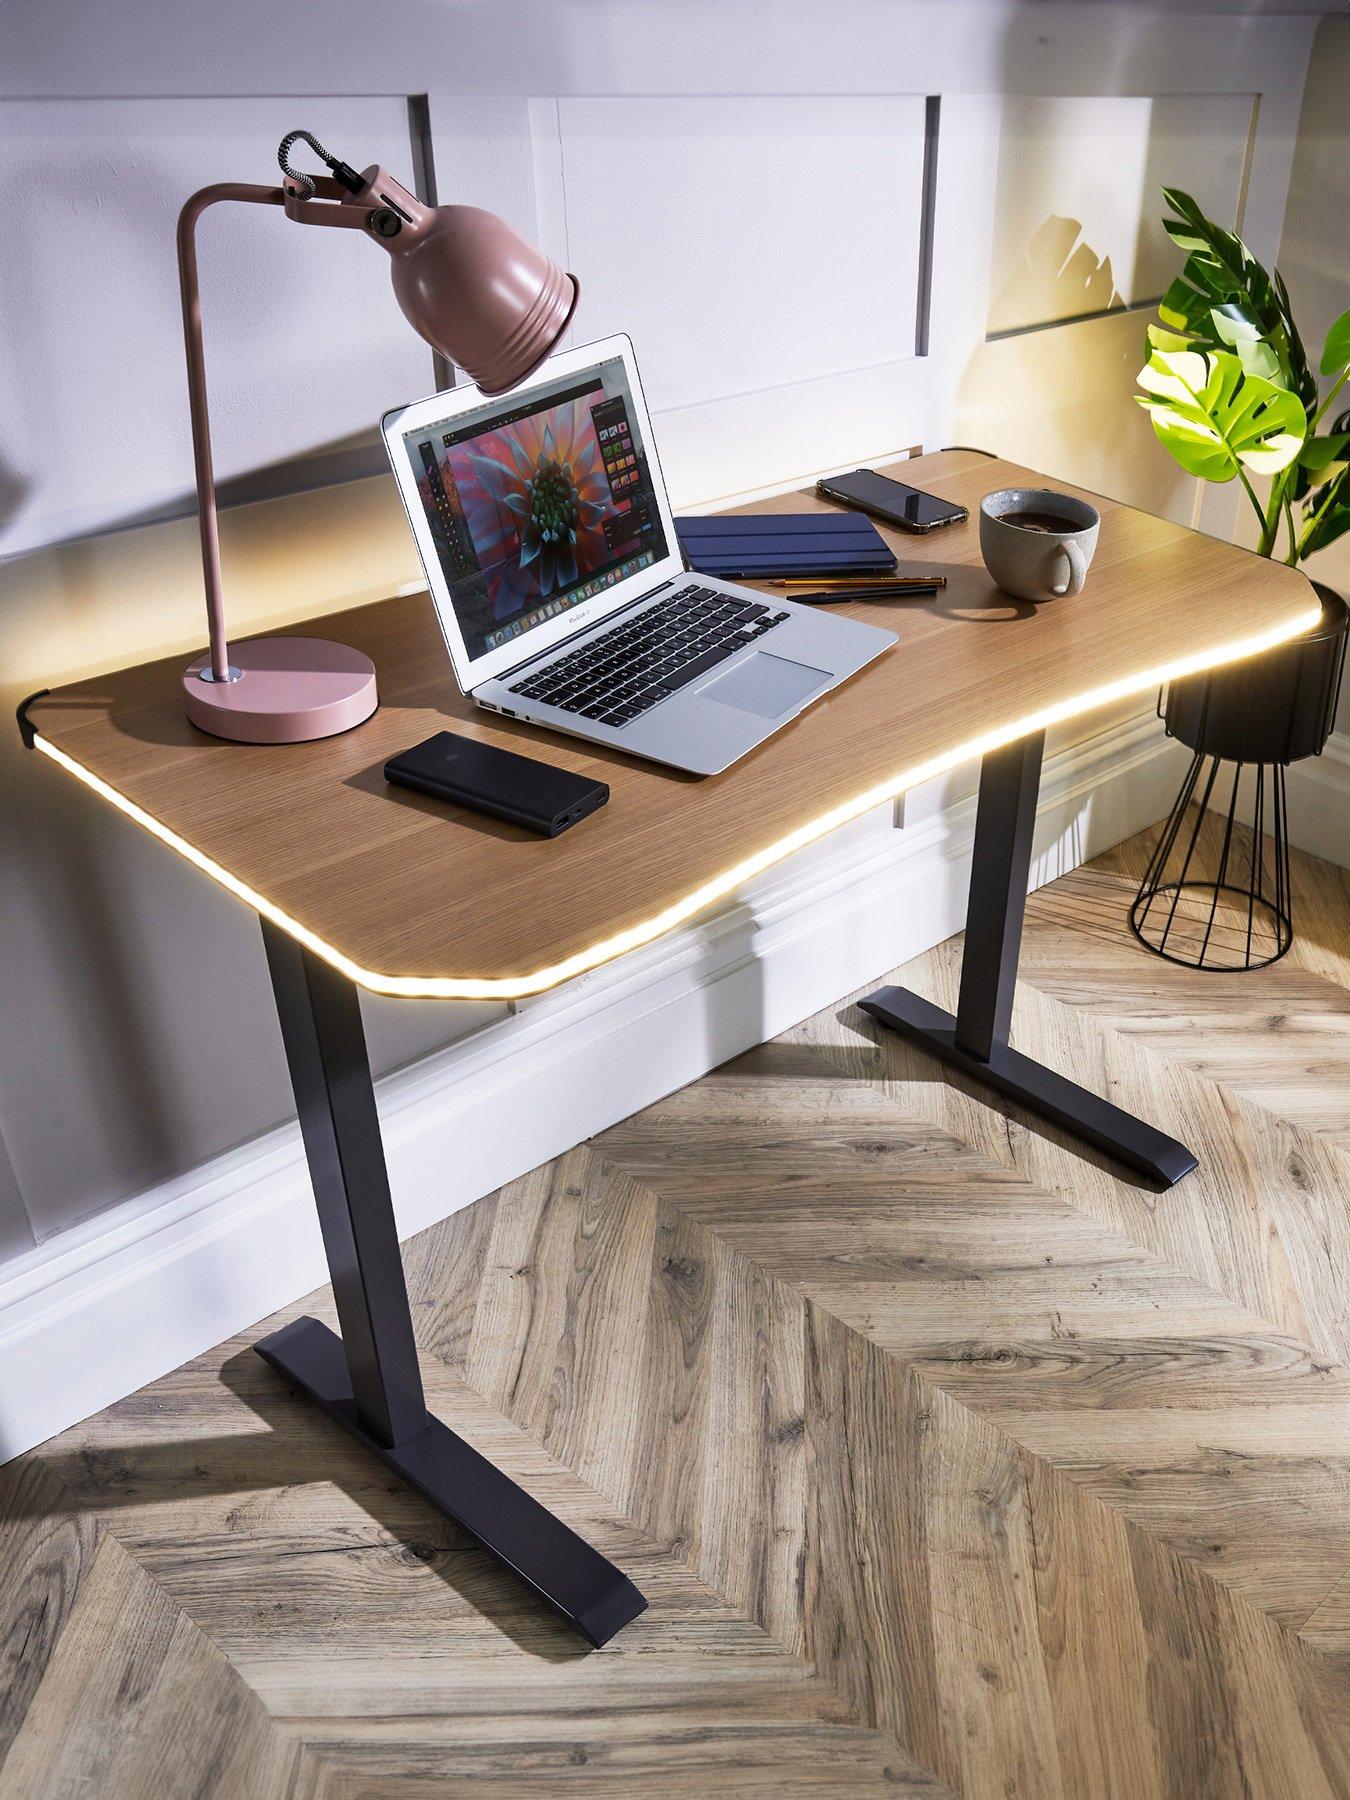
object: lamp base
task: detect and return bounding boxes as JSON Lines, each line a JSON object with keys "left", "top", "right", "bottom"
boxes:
{"left": 183, "top": 637, "right": 378, "bottom": 743}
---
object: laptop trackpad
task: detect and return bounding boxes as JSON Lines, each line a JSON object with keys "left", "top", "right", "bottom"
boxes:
{"left": 702, "top": 652, "right": 830, "bottom": 718}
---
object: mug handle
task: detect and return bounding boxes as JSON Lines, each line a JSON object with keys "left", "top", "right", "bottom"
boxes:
{"left": 1049, "top": 538, "right": 1087, "bottom": 597}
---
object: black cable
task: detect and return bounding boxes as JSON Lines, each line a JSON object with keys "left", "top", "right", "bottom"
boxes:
{"left": 277, "top": 129, "right": 365, "bottom": 199}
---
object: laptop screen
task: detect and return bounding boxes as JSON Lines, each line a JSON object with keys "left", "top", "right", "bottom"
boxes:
{"left": 401, "top": 352, "right": 669, "bottom": 663}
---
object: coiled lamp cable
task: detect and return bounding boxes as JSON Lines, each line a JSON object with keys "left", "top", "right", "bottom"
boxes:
{"left": 277, "top": 129, "right": 365, "bottom": 199}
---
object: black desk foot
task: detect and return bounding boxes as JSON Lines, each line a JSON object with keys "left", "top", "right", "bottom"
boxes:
{"left": 860, "top": 985, "right": 1197, "bottom": 1189}
{"left": 256, "top": 1315, "right": 647, "bottom": 1648}
{"left": 861, "top": 732, "right": 1199, "bottom": 1190}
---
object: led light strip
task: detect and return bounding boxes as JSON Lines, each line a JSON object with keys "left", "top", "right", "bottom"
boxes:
{"left": 32, "top": 598, "right": 1322, "bottom": 1001}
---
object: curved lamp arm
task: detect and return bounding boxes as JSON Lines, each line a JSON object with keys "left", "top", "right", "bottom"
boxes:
{"left": 175, "top": 179, "right": 374, "bottom": 680}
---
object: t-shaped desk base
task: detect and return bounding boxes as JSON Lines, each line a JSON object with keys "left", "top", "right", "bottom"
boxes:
{"left": 860, "top": 733, "right": 1197, "bottom": 1190}
{"left": 256, "top": 920, "right": 647, "bottom": 1649}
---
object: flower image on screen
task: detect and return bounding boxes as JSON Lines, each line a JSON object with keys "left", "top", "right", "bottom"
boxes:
{"left": 405, "top": 355, "right": 667, "bottom": 662}
{"left": 450, "top": 400, "right": 608, "bottom": 609}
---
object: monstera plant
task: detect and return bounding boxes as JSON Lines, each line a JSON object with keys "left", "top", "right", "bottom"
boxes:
{"left": 1125, "top": 189, "right": 1349, "bottom": 976}
{"left": 1136, "top": 187, "right": 1350, "bottom": 568}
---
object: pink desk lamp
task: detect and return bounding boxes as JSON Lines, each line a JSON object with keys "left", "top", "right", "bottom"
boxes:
{"left": 178, "top": 130, "right": 578, "bottom": 743}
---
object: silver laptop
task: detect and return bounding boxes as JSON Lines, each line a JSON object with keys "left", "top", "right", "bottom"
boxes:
{"left": 381, "top": 334, "right": 894, "bottom": 776}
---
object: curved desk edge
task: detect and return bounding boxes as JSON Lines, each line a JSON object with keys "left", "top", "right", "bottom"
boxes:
{"left": 30, "top": 592, "right": 1322, "bottom": 1001}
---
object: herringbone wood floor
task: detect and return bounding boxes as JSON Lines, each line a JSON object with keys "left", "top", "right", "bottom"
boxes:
{"left": 3, "top": 819, "right": 1349, "bottom": 1798}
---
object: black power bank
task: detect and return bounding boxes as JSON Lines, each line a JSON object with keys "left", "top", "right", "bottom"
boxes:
{"left": 384, "top": 731, "right": 609, "bottom": 837}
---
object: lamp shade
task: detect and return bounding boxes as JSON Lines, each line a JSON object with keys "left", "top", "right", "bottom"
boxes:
{"left": 353, "top": 168, "right": 578, "bottom": 394}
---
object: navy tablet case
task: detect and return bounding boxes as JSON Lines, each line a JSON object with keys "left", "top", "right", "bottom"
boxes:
{"left": 676, "top": 512, "right": 897, "bottom": 580}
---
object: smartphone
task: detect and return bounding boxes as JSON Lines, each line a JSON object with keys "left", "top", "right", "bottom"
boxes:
{"left": 385, "top": 731, "right": 609, "bottom": 837}
{"left": 816, "top": 469, "right": 969, "bottom": 534}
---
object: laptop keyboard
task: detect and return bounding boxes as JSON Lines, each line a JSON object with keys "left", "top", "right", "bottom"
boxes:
{"left": 507, "top": 584, "right": 790, "bottom": 727}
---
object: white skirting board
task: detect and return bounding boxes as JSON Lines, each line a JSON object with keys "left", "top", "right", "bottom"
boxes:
{"left": 0, "top": 705, "right": 1189, "bottom": 1463}
{"left": 1286, "top": 730, "right": 1350, "bottom": 870}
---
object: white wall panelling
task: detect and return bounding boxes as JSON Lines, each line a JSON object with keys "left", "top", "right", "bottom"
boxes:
{"left": 1286, "top": 734, "right": 1350, "bottom": 867}
{"left": 525, "top": 94, "right": 932, "bottom": 504}
{"left": 0, "top": 96, "right": 433, "bottom": 554}
{"left": 987, "top": 94, "right": 1256, "bottom": 335}
{"left": 0, "top": 2, "right": 1321, "bottom": 107}
{"left": 548, "top": 98, "right": 925, "bottom": 404}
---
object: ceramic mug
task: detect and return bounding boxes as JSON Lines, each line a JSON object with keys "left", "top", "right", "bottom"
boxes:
{"left": 980, "top": 487, "right": 1100, "bottom": 602}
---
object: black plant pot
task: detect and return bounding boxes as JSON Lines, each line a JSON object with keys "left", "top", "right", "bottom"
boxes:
{"left": 1162, "top": 581, "right": 1348, "bottom": 765}
{"left": 1132, "top": 581, "right": 1348, "bottom": 971}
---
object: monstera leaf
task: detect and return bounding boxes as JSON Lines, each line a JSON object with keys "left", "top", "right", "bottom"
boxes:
{"left": 1321, "top": 307, "right": 1350, "bottom": 378}
{"left": 1301, "top": 494, "right": 1350, "bottom": 557}
{"left": 1141, "top": 188, "right": 1344, "bottom": 562}
{"left": 1210, "top": 306, "right": 1281, "bottom": 381}
{"left": 1157, "top": 188, "right": 1316, "bottom": 412}
{"left": 1300, "top": 431, "right": 1350, "bottom": 474}
{"left": 1299, "top": 403, "right": 1350, "bottom": 557}
{"left": 1136, "top": 343, "right": 1306, "bottom": 482}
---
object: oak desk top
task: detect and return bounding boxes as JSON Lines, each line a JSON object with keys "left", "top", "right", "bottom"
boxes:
{"left": 28, "top": 450, "right": 1319, "bottom": 1000}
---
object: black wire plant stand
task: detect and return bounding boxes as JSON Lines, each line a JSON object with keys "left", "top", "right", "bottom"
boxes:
{"left": 1130, "top": 584, "right": 1348, "bottom": 972}
{"left": 1131, "top": 743, "right": 1293, "bottom": 970}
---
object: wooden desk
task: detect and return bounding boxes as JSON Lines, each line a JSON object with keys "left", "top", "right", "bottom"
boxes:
{"left": 25, "top": 450, "right": 1314, "bottom": 999}
{"left": 21, "top": 449, "right": 1320, "bottom": 1646}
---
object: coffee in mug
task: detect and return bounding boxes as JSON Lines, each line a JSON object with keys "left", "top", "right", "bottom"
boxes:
{"left": 1001, "top": 509, "right": 1081, "bottom": 534}
{"left": 979, "top": 487, "right": 1100, "bottom": 602}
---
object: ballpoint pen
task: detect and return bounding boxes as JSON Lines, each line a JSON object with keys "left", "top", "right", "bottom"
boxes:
{"left": 777, "top": 582, "right": 943, "bottom": 604}
{"left": 768, "top": 574, "right": 947, "bottom": 592}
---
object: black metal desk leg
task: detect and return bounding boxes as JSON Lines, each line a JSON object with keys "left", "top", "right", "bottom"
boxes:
{"left": 259, "top": 920, "right": 427, "bottom": 1448}
{"left": 859, "top": 732, "right": 1198, "bottom": 1189}
{"left": 253, "top": 920, "right": 647, "bottom": 1648}
{"left": 954, "top": 730, "right": 1045, "bottom": 1062}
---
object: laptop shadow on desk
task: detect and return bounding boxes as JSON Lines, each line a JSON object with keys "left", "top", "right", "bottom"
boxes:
{"left": 464, "top": 707, "right": 707, "bottom": 785}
